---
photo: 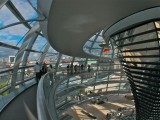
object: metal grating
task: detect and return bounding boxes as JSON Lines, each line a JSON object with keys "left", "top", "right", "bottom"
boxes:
{"left": 112, "top": 21, "right": 160, "bottom": 120}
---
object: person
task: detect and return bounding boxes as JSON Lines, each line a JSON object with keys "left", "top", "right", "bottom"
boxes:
{"left": 106, "top": 113, "right": 109, "bottom": 119}
{"left": 89, "top": 90, "right": 93, "bottom": 94}
{"left": 118, "top": 107, "right": 122, "bottom": 111}
{"left": 70, "top": 63, "right": 73, "bottom": 74}
{"left": 81, "top": 64, "right": 84, "bottom": 72}
{"left": 117, "top": 112, "right": 122, "bottom": 119}
{"left": 67, "top": 64, "right": 70, "bottom": 74}
{"left": 74, "top": 64, "right": 77, "bottom": 73}
{"left": 41, "top": 62, "right": 47, "bottom": 76}
{"left": 34, "top": 62, "right": 41, "bottom": 83}
{"left": 106, "top": 113, "right": 111, "bottom": 120}
{"left": 88, "top": 64, "right": 91, "bottom": 72}
{"left": 48, "top": 64, "right": 54, "bottom": 85}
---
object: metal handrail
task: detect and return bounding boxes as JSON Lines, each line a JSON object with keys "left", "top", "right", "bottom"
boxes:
{"left": 0, "top": 65, "right": 34, "bottom": 74}
{"left": 37, "top": 73, "right": 52, "bottom": 120}
{"left": 37, "top": 71, "right": 67, "bottom": 120}
{"left": 0, "top": 62, "right": 56, "bottom": 74}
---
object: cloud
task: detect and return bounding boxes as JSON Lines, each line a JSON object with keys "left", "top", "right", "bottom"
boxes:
{"left": 0, "top": 6, "right": 18, "bottom": 26}
{"left": 11, "top": 0, "right": 38, "bottom": 19}
{"left": 0, "top": 26, "right": 28, "bottom": 46}
{"left": 32, "top": 36, "right": 47, "bottom": 51}
{"left": 0, "top": 1, "right": 57, "bottom": 59}
{"left": 0, "top": 0, "right": 37, "bottom": 41}
{"left": 0, "top": 4, "right": 29, "bottom": 45}
{"left": 0, "top": 36, "right": 21, "bottom": 46}
{"left": 1, "top": 24, "right": 28, "bottom": 36}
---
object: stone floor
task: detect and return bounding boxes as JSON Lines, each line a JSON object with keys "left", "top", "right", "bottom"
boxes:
{"left": 66, "top": 95, "right": 134, "bottom": 120}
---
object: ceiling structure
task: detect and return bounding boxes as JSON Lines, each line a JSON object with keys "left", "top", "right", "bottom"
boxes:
{"left": 0, "top": 1, "right": 160, "bottom": 120}
{"left": 38, "top": 0, "right": 160, "bottom": 58}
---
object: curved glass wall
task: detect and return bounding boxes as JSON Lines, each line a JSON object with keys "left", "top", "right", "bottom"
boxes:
{"left": 11, "top": 0, "right": 38, "bottom": 19}
{"left": 0, "top": 1, "right": 133, "bottom": 120}
{"left": 0, "top": 1, "right": 57, "bottom": 101}
{"left": 39, "top": 65, "right": 133, "bottom": 120}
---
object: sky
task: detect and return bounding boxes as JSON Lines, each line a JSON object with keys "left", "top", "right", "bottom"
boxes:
{"left": 0, "top": 0, "right": 51, "bottom": 60}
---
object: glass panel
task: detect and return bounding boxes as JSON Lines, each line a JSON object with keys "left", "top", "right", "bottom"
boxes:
{"left": 0, "top": 70, "right": 12, "bottom": 96}
{"left": 119, "top": 22, "right": 155, "bottom": 38}
{"left": 11, "top": 0, "right": 38, "bottom": 19}
{"left": 17, "top": 32, "right": 28, "bottom": 47}
{"left": 92, "top": 43, "right": 101, "bottom": 49}
{"left": 89, "top": 35, "right": 96, "bottom": 41}
{"left": 29, "top": 21, "right": 36, "bottom": 27}
{"left": 0, "top": 5, "right": 19, "bottom": 27}
{"left": 48, "top": 47, "right": 57, "bottom": 53}
{"left": 0, "top": 47, "right": 18, "bottom": 69}
{"left": 32, "top": 36, "right": 47, "bottom": 51}
{"left": 28, "top": 52, "right": 41, "bottom": 61}
{"left": 85, "top": 41, "right": 92, "bottom": 47}
{"left": 122, "top": 32, "right": 157, "bottom": 46}
{"left": 95, "top": 36, "right": 103, "bottom": 42}
{"left": 45, "top": 54, "right": 58, "bottom": 62}
{"left": 131, "top": 22, "right": 155, "bottom": 35}
{"left": 0, "top": 24, "right": 28, "bottom": 46}
{"left": 29, "top": 0, "right": 37, "bottom": 9}
{"left": 60, "top": 55, "right": 72, "bottom": 65}
{"left": 99, "top": 30, "right": 103, "bottom": 36}
{"left": 91, "top": 49, "right": 101, "bottom": 55}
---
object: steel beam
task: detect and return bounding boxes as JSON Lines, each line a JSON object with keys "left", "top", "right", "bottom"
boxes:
{"left": 10, "top": 23, "right": 40, "bottom": 91}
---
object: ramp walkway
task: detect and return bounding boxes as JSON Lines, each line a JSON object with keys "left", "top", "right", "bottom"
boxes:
{"left": 0, "top": 85, "right": 37, "bottom": 120}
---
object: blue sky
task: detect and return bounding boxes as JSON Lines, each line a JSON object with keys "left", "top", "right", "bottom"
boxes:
{"left": 0, "top": 0, "right": 51, "bottom": 60}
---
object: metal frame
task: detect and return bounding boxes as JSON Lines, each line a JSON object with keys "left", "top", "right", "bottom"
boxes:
{"left": 112, "top": 20, "right": 160, "bottom": 120}
{"left": 10, "top": 23, "right": 40, "bottom": 91}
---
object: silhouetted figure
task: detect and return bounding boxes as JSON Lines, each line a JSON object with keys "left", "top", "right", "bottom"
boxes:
{"left": 88, "top": 64, "right": 91, "bottom": 72}
{"left": 70, "top": 64, "right": 73, "bottom": 74}
{"left": 106, "top": 113, "right": 111, "bottom": 120}
{"left": 89, "top": 91, "right": 93, "bottom": 94}
{"left": 41, "top": 62, "right": 47, "bottom": 76}
{"left": 117, "top": 112, "right": 122, "bottom": 119}
{"left": 106, "top": 113, "right": 109, "bottom": 119}
{"left": 67, "top": 64, "right": 70, "bottom": 74}
{"left": 118, "top": 107, "right": 122, "bottom": 111}
{"left": 34, "top": 62, "right": 41, "bottom": 83}
{"left": 77, "top": 94, "right": 82, "bottom": 101}
{"left": 74, "top": 65, "right": 77, "bottom": 73}
{"left": 81, "top": 64, "right": 84, "bottom": 72}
